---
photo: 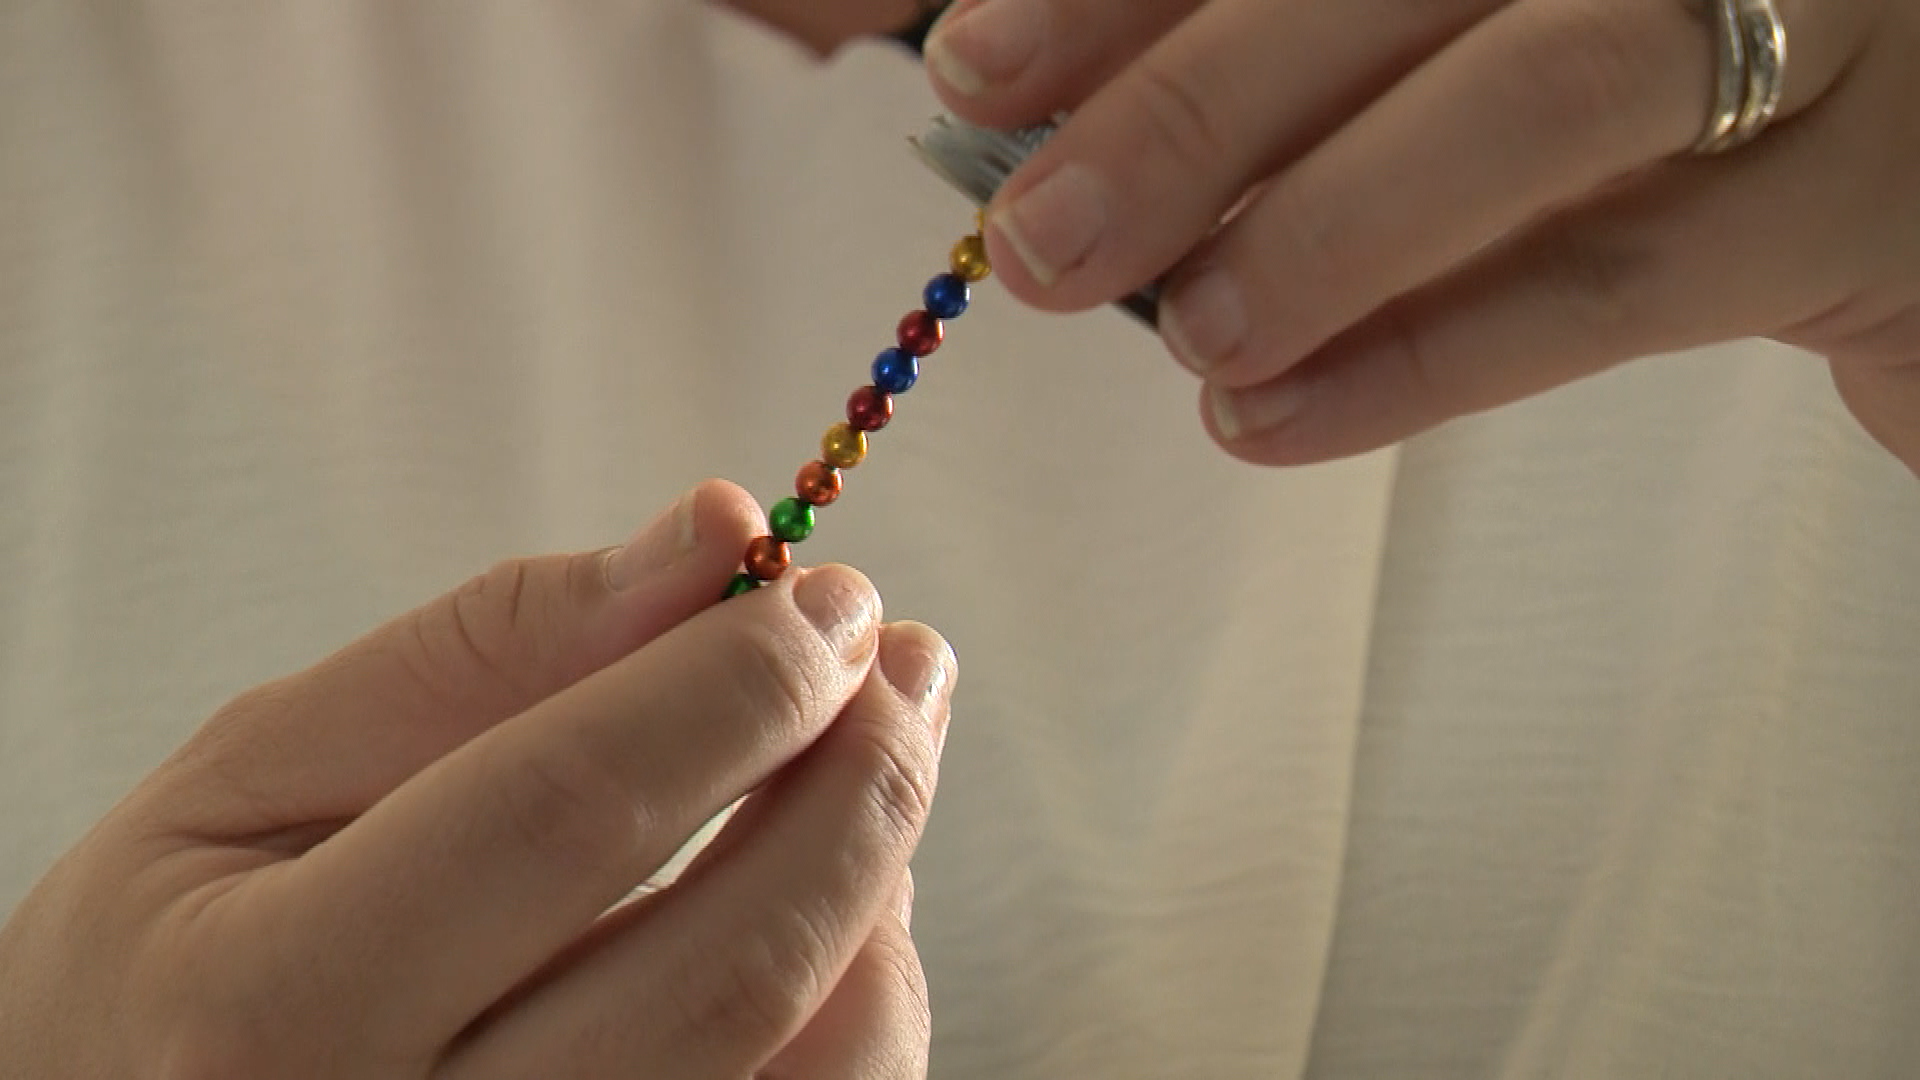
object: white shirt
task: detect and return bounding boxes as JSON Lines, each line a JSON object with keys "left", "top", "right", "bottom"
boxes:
{"left": 3, "top": 4, "right": 1917, "bottom": 1076}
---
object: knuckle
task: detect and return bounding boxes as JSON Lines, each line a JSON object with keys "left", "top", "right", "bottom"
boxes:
{"left": 1505, "top": 3, "right": 1663, "bottom": 142}
{"left": 1247, "top": 179, "right": 1360, "bottom": 319}
{"left": 192, "top": 677, "right": 303, "bottom": 758}
{"left": 1129, "top": 52, "right": 1234, "bottom": 173}
{"left": 487, "top": 737, "right": 637, "bottom": 871}
{"left": 723, "top": 620, "right": 831, "bottom": 738}
{"left": 1543, "top": 228, "right": 1647, "bottom": 336}
{"left": 872, "top": 930, "right": 933, "bottom": 1039}
{"left": 388, "top": 559, "right": 545, "bottom": 706}
{"left": 168, "top": 678, "right": 309, "bottom": 816}
{"left": 676, "top": 910, "right": 834, "bottom": 1048}
{"left": 844, "top": 720, "right": 939, "bottom": 850}
{"left": 447, "top": 558, "right": 537, "bottom": 678}
{"left": 208, "top": 676, "right": 301, "bottom": 730}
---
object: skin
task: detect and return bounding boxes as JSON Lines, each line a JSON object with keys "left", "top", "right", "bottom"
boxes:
{"left": 0, "top": 480, "right": 951, "bottom": 1079}
{"left": 723, "top": 0, "right": 931, "bottom": 55}
{"left": 917, "top": 0, "right": 1920, "bottom": 476}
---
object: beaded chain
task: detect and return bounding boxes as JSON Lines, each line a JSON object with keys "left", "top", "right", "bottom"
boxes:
{"left": 722, "top": 216, "right": 993, "bottom": 599}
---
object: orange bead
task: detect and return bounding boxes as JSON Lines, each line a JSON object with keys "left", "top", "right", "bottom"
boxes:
{"left": 744, "top": 535, "right": 791, "bottom": 581}
{"left": 796, "top": 461, "right": 842, "bottom": 506}
{"left": 822, "top": 422, "right": 868, "bottom": 468}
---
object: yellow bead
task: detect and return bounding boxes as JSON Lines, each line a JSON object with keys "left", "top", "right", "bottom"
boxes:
{"left": 822, "top": 422, "right": 868, "bottom": 468}
{"left": 951, "top": 234, "right": 991, "bottom": 282}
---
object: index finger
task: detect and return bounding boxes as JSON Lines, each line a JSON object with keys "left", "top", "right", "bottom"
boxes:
{"left": 971, "top": 0, "right": 1500, "bottom": 311}
{"left": 245, "top": 565, "right": 883, "bottom": 1054}
{"left": 1164, "top": 0, "right": 1717, "bottom": 389}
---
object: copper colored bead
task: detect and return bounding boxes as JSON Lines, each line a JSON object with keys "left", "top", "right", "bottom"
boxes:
{"left": 822, "top": 422, "right": 869, "bottom": 468}
{"left": 846, "top": 385, "right": 893, "bottom": 432}
{"left": 795, "top": 461, "right": 842, "bottom": 506}
{"left": 896, "top": 310, "right": 943, "bottom": 357}
{"left": 743, "top": 536, "right": 791, "bottom": 581}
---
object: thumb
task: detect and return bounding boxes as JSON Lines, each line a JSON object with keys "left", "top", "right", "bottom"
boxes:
{"left": 166, "top": 479, "right": 766, "bottom": 831}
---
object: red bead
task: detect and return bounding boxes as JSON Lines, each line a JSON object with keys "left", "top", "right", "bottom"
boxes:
{"left": 795, "top": 461, "right": 842, "bottom": 507}
{"left": 744, "top": 536, "right": 792, "bottom": 581}
{"left": 846, "top": 385, "right": 893, "bottom": 432}
{"left": 896, "top": 310, "right": 943, "bottom": 357}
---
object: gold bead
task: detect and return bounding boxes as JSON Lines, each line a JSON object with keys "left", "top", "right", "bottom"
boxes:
{"left": 822, "top": 422, "right": 868, "bottom": 469}
{"left": 951, "top": 234, "right": 991, "bottom": 282}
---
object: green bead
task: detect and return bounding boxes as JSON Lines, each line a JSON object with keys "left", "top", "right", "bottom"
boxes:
{"left": 724, "top": 572, "right": 760, "bottom": 598}
{"left": 768, "top": 498, "right": 816, "bottom": 543}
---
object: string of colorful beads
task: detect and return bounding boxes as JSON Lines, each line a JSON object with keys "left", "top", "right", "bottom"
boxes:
{"left": 724, "top": 219, "right": 993, "bottom": 599}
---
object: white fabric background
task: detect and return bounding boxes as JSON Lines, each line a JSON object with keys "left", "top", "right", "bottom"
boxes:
{"left": 2, "top": 3, "right": 1916, "bottom": 1076}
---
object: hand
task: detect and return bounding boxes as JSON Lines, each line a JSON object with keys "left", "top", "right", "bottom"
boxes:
{"left": 719, "top": 0, "right": 931, "bottom": 55}
{"left": 0, "top": 480, "right": 952, "bottom": 1079}
{"left": 924, "top": 0, "right": 1920, "bottom": 474}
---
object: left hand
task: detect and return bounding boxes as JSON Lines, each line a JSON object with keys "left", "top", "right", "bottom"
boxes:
{"left": 0, "top": 480, "right": 942, "bottom": 1079}
{"left": 923, "top": 0, "right": 1920, "bottom": 475}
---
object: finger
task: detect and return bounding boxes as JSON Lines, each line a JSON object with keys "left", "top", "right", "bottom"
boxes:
{"left": 1157, "top": 0, "right": 1731, "bottom": 389}
{"left": 467, "top": 813, "right": 914, "bottom": 1042}
{"left": 722, "top": 0, "right": 927, "bottom": 57}
{"left": 446, "top": 621, "right": 955, "bottom": 1080}
{"left": 1203, "top": 93, "right": 1870, "bottom": 466}
{"left": 656, "top": 668, "right": 923, "bottom": 892}
{"left": 574, "top": 877, "right": 930, "bottom": 1079}
{"left": 250, "top": 565, "right": 884, "bottom": 1052}
{"left": 897, "top": 867, "right": 915, "bottom": 931}
{"left": 758, "top": 899, "right": 930, "bottom": 1080}
{"left": 924, "top": 0, "right": 1200, "bottom": 124}
{"left": 970, "top": 0, "right": 1498, "bottom": 309}
{"left": 163, "top": 479, "right": 765, "bottom": 834}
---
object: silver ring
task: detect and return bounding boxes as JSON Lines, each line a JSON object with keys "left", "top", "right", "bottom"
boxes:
{"left": 1694, "top": 0, "right": 1787, "bottom": 154}
{"left": 1730, "top": 0, "right": 1787, "bottom": 144}
{"left": 1693, "top": 0, "right": 1746, "bottom": 152}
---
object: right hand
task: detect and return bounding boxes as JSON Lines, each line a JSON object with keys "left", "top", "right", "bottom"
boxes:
{"left": 0, "top": 479, "right": 953, "bottom": 1079}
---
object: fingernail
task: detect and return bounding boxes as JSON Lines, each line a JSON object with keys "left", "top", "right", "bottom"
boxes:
{"left": 1162, "top": 266, "right": 1248, "bottom": 375}
{"left": 878, "top": 621, "right": 956, "bottom": 710}
{"left": 603, "top": 491, "right": 699, "bottom": 591}
{"left": 879, "top": 621, "right": 957, "bottom": 758}
{"left": 793, "top": 565, "right": 882, "bottom": 658}
{"left": 993, "top": 163, "right": 1107, "bottom": 288}
{"left": 925, "top": 0, "right": 1047, "bottom": 96}
{"left": 1209, "top": 380, "right": 1307, "bottom": 443}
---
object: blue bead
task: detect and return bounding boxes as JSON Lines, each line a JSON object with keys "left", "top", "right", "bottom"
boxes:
{"left": 923, "top": 274, "right": 970, "bottom": 319}
{"left": 872, "top": 348, "right": 919, "bottom": 394}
